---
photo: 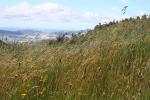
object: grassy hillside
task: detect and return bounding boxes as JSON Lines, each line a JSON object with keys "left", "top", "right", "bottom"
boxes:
{"left": 0, "top": 16, "right": 150, "bottom": 100}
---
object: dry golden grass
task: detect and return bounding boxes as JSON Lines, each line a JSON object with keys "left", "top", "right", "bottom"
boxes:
{"left": 0, "top": 17, "right": 150, "bottom": 100}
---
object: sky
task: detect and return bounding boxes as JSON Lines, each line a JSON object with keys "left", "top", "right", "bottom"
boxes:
{"left": 0, "top": 0, "right": 149, "bottom": 30}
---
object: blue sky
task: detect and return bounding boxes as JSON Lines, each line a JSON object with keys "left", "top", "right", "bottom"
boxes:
{"left": 0, "top": 0, "right": 149, "bottom": 30}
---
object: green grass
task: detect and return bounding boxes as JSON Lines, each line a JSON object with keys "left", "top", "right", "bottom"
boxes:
{"left": 0, "top": 17, "right": 150, "bottom": 100}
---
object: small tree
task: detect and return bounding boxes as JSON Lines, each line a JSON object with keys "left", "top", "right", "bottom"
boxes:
{"left": 129, "top": 17, "right": 134, "bottom": 21}
{"left": 115, "top": 21, "right": 119, "bottom": 24}
{"left": 0, "top": 40, "right": 3, "bottom": 44}
{"left": 56, "top": 33, "right": 66, "bottom": 42}
{"left": 94, "top": 23, "right": 102, "bottom": 29}
{"left": 136, "top": 16, "right": 140, "bottom": 20}
{"left": 0, "top": 40, "right": 6, "bottom": 45}
{"left": 99, "top": 22, "right": 102, "bottom": 26}
{"left": 108, "top": 22, "right": 114, "bottom": 25}
{"left": 94, "top": 25, "right": 99, "bottom": 29}
{"left": 141, "top": 14, "right": 147, "bottom": 19}
{"left": 71, "top": 33, "right": 77, "bottom": 38}
{"left": 125, "top": 18, "right": 129, "bottom": 21}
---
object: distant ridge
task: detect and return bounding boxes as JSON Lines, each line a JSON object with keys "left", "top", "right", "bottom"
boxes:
{"left": 0, "top": 29, "right": 86, "bottom": 42}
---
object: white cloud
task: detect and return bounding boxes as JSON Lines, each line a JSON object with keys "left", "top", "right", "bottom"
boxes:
{"left": 137, "top": 10, "right": 146, "bottom": 16}
{"left": 0, "top": 1, "right": 119, "bottom": 29}
{"left": 112, "top": 7, "right": 120, "bottom": 12}
{"left": 120, "top": 0, "right": 128, "bottom": 4}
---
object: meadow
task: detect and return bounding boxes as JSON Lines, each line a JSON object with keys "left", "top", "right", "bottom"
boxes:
{"left": 0, "top": 16, "right": 150, "bottom": 100}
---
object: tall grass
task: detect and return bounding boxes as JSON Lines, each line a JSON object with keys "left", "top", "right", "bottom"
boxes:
{"left": 0, "top": 17, "right": 150, "bottom": 100}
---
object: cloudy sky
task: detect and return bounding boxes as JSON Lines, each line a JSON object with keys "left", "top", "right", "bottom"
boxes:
{"left": 0, "top": 0, "right": 149, "bottom": 30}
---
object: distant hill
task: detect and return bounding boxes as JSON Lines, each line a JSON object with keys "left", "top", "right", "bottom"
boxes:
{"left": 0, "top": 29, "right": 51, "bottom": 42}
{"left": 0, "top": 29, "right": 86, "bottom": 42}
{"left": 0, "top": 30, "right": 22, "bottom": 37}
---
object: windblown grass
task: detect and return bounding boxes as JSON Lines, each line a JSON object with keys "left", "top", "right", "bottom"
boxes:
{"left": 0, "top": 17, "right": 150, "bottom": 100}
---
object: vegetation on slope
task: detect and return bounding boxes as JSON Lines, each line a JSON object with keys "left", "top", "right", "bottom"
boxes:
{"left": 0, "top": 15, "right": 150, "bottom": 100}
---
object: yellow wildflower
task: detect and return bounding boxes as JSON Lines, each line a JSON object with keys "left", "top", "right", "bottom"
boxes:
{"left": 21, "top": 93, "right": 27, "bottom": 97}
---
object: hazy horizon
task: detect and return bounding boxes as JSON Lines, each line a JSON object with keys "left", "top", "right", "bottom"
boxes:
{"left": 0, "top": 26, "right": 81, "bottom": 32}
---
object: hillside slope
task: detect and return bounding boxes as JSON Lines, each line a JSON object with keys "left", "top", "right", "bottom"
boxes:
{"left": 0, "top": 17, "right": 150, "bottom": 99}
